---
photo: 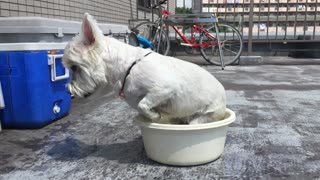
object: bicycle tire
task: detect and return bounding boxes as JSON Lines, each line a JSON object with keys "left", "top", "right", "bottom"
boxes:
{"left": 199, "top": 24, "right": 243, "bottom": 66}
{"left": 132, "top": 22, "right": 170, "bottom": 56}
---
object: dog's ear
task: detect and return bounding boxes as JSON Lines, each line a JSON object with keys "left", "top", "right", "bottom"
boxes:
{"left": 81, "top": 13, "right": 103, "bottom": 45}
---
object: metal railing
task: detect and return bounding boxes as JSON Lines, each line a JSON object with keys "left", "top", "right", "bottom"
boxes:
{"left": 128, "top": 0, "right": 320, "bottom": 55}
{"left": 201, "top": 0, "right": 320, "bottom": 54}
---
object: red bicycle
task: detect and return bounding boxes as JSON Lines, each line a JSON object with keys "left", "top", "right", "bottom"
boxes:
{"left": 132, "top": 0, "right": 243, "bottom": 66}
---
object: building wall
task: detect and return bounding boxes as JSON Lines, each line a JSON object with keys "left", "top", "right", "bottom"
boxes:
{"left": 167, "top": 0, "right": 175, "bottom": 14}
{"left": 0, "top": 0, "right": 155, "bottom": 25}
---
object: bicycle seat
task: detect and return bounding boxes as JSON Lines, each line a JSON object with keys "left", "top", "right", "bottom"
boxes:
{"left": 137, "top": 35, "right": 154, "bottom": 49}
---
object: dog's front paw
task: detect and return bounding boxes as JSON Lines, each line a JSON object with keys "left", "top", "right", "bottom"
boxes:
{"left": 150, "top": 112, "right": 161, "bottom": 121}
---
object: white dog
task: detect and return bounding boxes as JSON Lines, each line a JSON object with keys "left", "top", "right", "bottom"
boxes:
{"left": 63, "top": 13, "right": 226, "bottom": 124}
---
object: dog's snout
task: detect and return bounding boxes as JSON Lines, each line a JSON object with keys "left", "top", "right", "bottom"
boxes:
{"left": 84, "top": 93, "right": 92, "bottom": 98}
{"left": 66, "top": 84, "right": 73, "bottom": 94}
{"left": 70, "top": 65, "right": 78, "bottom": 72}
{"left": 67, "top": 88, "right": 72, "bottom": 95}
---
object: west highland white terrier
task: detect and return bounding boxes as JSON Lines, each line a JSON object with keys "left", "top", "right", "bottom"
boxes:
{"left": 63, "top": 13, "right": 226, "bottom": 124}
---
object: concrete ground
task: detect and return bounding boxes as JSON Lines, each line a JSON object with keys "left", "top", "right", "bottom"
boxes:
{"left": 1, "top": 56, "right": 320, "bottom": 179}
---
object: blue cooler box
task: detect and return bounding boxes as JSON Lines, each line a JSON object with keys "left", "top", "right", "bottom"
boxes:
{"left": 0, "top": 43, "right": 71, "bottom": 128}
{"left": 0, "top": 17, "right": 129, "bottom": 129}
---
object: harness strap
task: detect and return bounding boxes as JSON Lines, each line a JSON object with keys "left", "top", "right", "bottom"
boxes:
{"left": 119, "top": 52, "right": 152, "bottom": 99}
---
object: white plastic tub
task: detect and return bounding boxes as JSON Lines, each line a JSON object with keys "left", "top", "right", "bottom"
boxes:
{"left": 135, "top": 109, "right": 236, "bottom": 166}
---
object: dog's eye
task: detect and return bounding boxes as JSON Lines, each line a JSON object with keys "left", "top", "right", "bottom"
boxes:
{"left": 70, "top": 65, "right": 78, "bottom": 72}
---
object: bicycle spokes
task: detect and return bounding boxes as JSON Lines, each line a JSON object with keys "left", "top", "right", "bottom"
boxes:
{"left": 223, "top": 40, "right": 242, "bottom": 55}
{"left": 152, "top": 31, "right": 169, "bottom": 55}
{"left": 199, "top": 24, "right": 243, "bottom": 66}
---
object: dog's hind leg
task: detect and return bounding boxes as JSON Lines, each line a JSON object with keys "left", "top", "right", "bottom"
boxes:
{"left": 188, "top": 111, "right": 225, "bottom": 125}
{"left": 138, "top": 89, "right": 172, "bottom": 121}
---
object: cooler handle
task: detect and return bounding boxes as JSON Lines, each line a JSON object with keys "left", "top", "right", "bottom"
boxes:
{"left": 0, "top": 81, "right": 5, "bottom": 109}
{"left": 48, "top": 54, "right": 69, "bottom": 82}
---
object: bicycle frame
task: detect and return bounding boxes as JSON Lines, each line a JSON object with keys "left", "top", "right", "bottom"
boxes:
{"left": 162, "top": 10, "right": 218, "bottom": 48}
{"left": 148, "top": 2, "right": 226, "bottom": 69}
{"left": 172, "top": 25, "right": 217, "bottom": 48}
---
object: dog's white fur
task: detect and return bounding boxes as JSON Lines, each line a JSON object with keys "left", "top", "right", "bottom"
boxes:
{"left": 63, "top": 13, "right": 226, "bottom": 124}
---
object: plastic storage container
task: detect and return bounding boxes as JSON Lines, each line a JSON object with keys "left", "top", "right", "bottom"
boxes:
{"left": 0, "top": 17, "right": 129, "bottom": 129}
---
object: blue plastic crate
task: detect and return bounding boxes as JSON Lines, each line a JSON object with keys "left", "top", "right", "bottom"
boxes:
{"left": 0, "top": 46, "right": 71, "bottom": 129}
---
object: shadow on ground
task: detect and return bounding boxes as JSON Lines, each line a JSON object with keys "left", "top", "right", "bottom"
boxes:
{"left": 47, "top": 137, "right": 159, "bottom": 166}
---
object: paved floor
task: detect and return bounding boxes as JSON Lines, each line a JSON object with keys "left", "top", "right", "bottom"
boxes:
{"left": 1, "top": 56, "right": 320, "bottom": 179}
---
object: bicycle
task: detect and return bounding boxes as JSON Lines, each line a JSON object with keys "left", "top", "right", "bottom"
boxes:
{"left": 131, "top": 0, "right": 170, "bottom": 56}
{"left": 132, "top": 0, "right": 243, "bottom": 66}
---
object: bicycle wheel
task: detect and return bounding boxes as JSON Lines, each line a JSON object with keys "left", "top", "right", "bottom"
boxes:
{"left": 132, "top": 22, "right": 170, "bottom": 56}
{"left": 199, "top": 24, "right": 243, "bottom": 66}
{"left": 154, "top": 28, "right": 170, "bottom": 55}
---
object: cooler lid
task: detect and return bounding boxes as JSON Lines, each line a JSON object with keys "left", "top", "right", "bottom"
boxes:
{"left": 0, "top": 42, "right": 68, "bottom": 51}
{"left": 0, "top": 17, "right": 129, "bottom": 35}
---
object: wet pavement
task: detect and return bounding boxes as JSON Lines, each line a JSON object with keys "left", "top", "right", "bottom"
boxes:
{"left": 0, "top": 56, "right": 320, "bottom": 179}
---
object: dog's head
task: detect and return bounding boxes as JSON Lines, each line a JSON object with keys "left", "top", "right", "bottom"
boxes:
{"left": 63, "top": 13, "right": 107, "bottom": 97}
